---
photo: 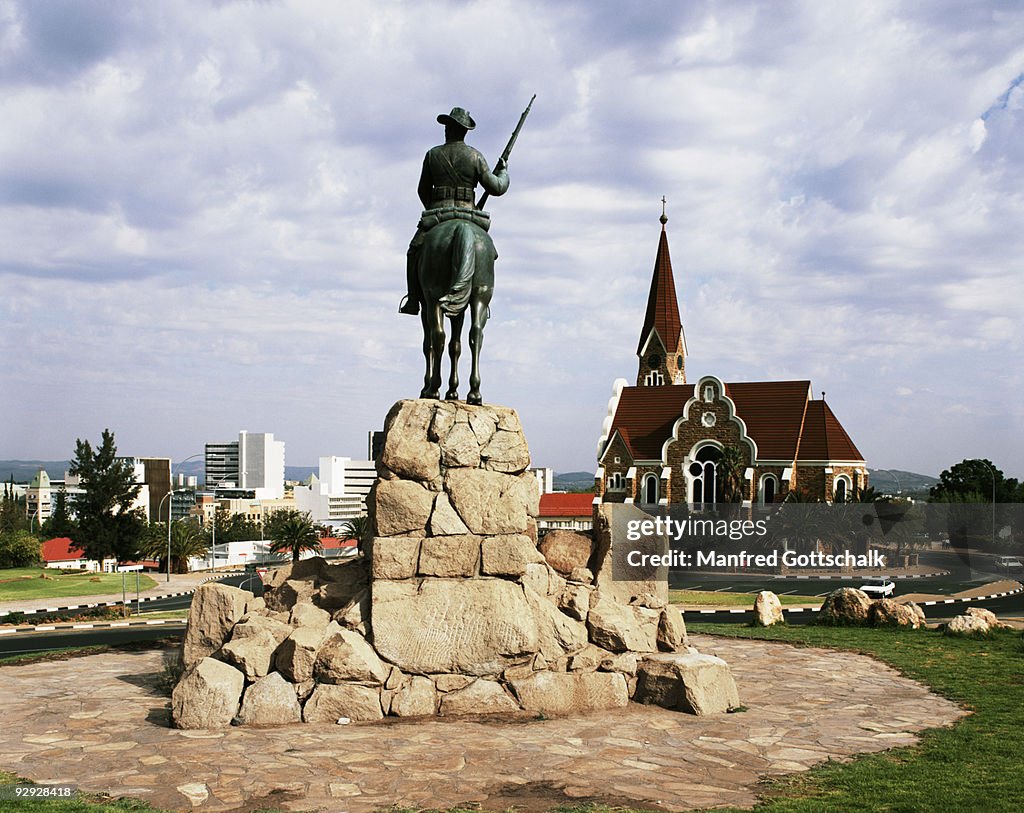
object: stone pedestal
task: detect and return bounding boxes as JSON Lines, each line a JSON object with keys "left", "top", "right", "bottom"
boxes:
{"left": 170, "top": 399, "right": 739, "bottom": 729}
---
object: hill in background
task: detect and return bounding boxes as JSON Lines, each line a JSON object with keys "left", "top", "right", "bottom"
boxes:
{"left": 0, "top": 460, "right": 938, "bottom": 497}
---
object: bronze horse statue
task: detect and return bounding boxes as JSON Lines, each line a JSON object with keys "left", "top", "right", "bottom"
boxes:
{"left": 401, "top": 100, "right": 533, "bottom": 406}
{"left": 416, "top": 217, "right": 495, "bottom": 405}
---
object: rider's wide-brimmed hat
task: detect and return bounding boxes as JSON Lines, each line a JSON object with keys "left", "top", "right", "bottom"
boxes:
{"left": 437, "top": 107, "right": 476, "bottom": 130}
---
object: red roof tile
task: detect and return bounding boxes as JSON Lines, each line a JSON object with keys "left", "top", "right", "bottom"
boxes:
{"left": 41, "top": 537, "right": 85, "bottom": 562}
{"left": 607, "top": 385, "right": 694, "bottom": 460}
{"left": 724, "top": 380, "right": 811, "bottom": 460}
{"left": 637, "top": 225, "right": 683, "bottom": 356}
{"left": 797, "top": 400, "right": 864, "bottom": 461}
{"left": 320, "top": 536, "right": 357, "bottom": 549}
{"left": 539, "top": 493, "right": 595, "bottom": 517}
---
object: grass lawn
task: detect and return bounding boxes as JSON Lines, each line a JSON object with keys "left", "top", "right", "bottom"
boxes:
{"left": 1, "top": 625, "right": 1022, "bottom": 811}
{"left": 670, "top": 588, "right": 820, "bottom": 607}
{"left": 0, "top": 568, "right": 157, "bottom": 602}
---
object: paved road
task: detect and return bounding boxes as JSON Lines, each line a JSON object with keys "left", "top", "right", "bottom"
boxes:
{"left": 2, "top": 584, "right": 1019, "bottom": 656}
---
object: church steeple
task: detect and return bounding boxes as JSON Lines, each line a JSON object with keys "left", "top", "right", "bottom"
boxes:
{"left": 637, "top": 200, "right": 686, "bottom": 386}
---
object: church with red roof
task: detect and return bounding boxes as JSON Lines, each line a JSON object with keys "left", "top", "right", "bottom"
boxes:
{"left": 595, "top": 209, "right": 867, "bottom": 507}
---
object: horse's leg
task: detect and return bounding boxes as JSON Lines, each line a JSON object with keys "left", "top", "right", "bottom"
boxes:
{"left": 445, "top": 311, "right": 464, "bottom": 401}
{"left": 419, "top": 303, "right": 444, "bottom": 400}
{"left": 467, "top": 289, "right": 491, "bottom": 406}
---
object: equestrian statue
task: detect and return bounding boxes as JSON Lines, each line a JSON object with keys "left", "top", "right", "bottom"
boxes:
{"left": 400, "top": 97, "right": 534, "bottom": 405}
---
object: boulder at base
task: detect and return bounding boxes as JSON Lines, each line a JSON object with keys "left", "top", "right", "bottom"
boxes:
{"left": 870, "top": 599, "right": 923, "bottom": 629}
{"left": 172, "top": 658, "right": 245, "bottom": 729}
{"left": 635, "top": 653, "right": 740, "bottom": 715}
{"left": 944, "top": 614, "right": 991, "bottom": 636}
{"left": 182, "top": 583, "right": 251, "bottom": 666}
{"left": 753, "top": 591, "right": 784, "bottom": 627}
{"left": 819, "top": 587, "right": 872, "bottom": 625}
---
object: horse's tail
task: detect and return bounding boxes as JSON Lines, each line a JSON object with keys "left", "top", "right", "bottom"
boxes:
{"left": 439, "top": 221, "right": 476, "bottom": 316}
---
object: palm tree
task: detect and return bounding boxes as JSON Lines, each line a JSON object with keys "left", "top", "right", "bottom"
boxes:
{"left": 141, "top": 521, "right": 208, "bottom": 574}
{"left": 337, "top": 515, "right": 371, "bottom": 555}
{"left": 717, "top": 446, "right": 747, "bottom": 504}
{"left": 267, "top": 511, "right": 322, "bottom": 563}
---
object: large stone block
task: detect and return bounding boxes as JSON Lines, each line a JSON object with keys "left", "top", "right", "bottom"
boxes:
{"left": 229, "top": 613, "right": 293, "bottom": 647}
{"left": 509, "top": 671, "right": 628, "bottom": 714}
{"left": 183, "top": 583, "right": 252, "bottom": 666}
{"left": 276, "top": 625, "right": 330, "bottom": 684}
{"left": 539, "top": 530, "right": 593, "bottom": 575}
{"left": 302, "top": 683, "right": 383, "bottom": 723}
{"left": 264, "top": 579, "right": 318, "bottom": 614}
{"left": 481, "top": 534, "right": 545, "bottom": 576}
{"left": 314, "top": 627, "right": 390, "bottom": 685}
{"left": 428, "top": 493, "right": 470, "bottom": 536}
{"left": 657, "top": 604, "right": 688, "bottom": 650}
{"left": 371, "top": 536, "right": 421, "bottom": 580}
{"left": 390, "top": 676, "right": 438, "bottom": 717}
{"left": 590, "top": 503, "right": 669, "bottom": 606}
{"left": 524, "top": 586, "right": 588, "bottom": 661}
{"left": 380, "top": 399, "right": 442, "bottom": 482}
{"left": 586, "top": 593, "right": 659, "bottom": 653}
{"left": 440, "top": 421, "right": 481, "bottom": 467}
{"left": 635, "top": 653, "right": 740, "bottom": 715}
{"left": 480, "top": 428, "right": 531, "bottom": 474}
{"left": 371, "top": 578, "right": 538, "bottom": 675}
{"left": 438, "top": 679, "right": 520, "bottom": 715}
{"left": 370, "top": 479, "right": 434, "bottom": 536}
{"left": 444, "top": 468, "right": 532, "bottom": 535}
{"left": 419, "top": 534, "right": 481, "bottom": 577}
{"left": 172, "top": 657, "right": 245, "bottom": 730}
{"left": 238, "top": 672, "right": 302, "bottom": 727}
{"left": 219, "top": 628, "right": 279, "bottom": 681}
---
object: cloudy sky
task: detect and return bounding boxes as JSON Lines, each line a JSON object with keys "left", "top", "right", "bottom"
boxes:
{"left": 2, "top": 0, "right": 1023, "bottom": 480}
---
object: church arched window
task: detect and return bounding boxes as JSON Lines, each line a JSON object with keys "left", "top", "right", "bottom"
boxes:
{"left": 607, "top": 472, "right": 625, "bottom": 491}
{"left": 833, "top": 475, "right": 851, "bottom": 503}
{"left": 642, "top": 473, "right": 659, "bottom": 504}
{"left": 689, "top": 446, "right": 721, "bottom": 507}
{"left": 759, "top": 474, "right": 778, "bottom": 505}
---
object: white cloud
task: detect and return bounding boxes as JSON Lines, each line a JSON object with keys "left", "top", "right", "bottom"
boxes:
{"left": 2, "top": 0, "right": 1024, "bottom": 478}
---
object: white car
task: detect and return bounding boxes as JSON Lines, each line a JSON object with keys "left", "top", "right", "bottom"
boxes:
{"left": 994, "top": 556, "right": 1023, "bottom": 573}
{"left": 859, "top": 577, "right": 896, "bottom": 598}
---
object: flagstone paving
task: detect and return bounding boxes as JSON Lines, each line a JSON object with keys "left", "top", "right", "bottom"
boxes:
{"left": 0, "top": 635, "right": 966, "bottom": 812}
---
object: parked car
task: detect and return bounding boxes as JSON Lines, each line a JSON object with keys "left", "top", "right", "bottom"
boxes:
{"left": 994, "top": 556, "right": 1023, "bottom": 574}
{"left": 859, "top": 577, "right": 896, "bottom": 598}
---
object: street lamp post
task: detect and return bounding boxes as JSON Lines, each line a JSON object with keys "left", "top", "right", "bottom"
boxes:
{"left": 158, "top": 487, "right": 192, "bottom": 583}
{"left": 162, "top": 453, "right": 205, "bottom": 582}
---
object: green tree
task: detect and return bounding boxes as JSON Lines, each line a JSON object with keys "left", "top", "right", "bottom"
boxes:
{"left": 209, "top": 510, "right": 262, "bottom": 545}
{"left": 266, "top": 509, "right": 322, "bottom": 563}
{"left": 337, "top": 515, "right": 371, "bottom": 555}
{"left": 929, "top": 459, "right": 1018, "bottom": 503}
{"left": 0, "top": 478, "right": 29, "bottom": 534}
{"left": 69, "top": 429, "right": 147, "bottom": 564}
{"left": 141, "top": 521, "right": 209, "bottom": 574}
{"left": 41, "top": 487, "right": 77, "bottom": 540}
{"left": 0, "top": 529, "right": 41, "bottom": 568}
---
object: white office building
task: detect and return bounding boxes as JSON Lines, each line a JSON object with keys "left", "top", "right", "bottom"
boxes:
{"left": 205, "top": 430, "right": 285, "bottom": 499}
{"left": 293, "top": 456, "right": 376, "bottom": 530}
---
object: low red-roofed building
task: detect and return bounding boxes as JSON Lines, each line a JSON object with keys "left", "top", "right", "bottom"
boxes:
{"left": 538, "top": 492, "right": 595, "bottom": 533}
{"left": 596, "top": 213, "right": 867, "bottom": 507}
{"left": 41, "top": 537, "right": 117, "bottom": 572}
{"left": 320, "top": 536, "right": 359, "bottom": 559}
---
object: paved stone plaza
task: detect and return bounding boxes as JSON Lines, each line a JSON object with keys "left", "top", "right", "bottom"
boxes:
{"left": 0, "top": 635, "right": 966, "bottom": 812}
